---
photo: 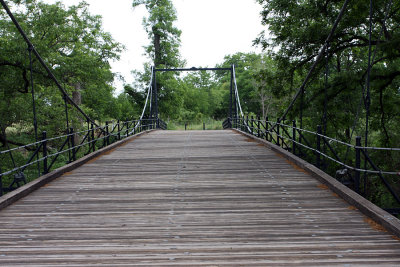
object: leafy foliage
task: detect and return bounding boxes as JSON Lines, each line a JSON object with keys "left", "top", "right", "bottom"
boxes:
{"left": 0, "top": 0, "right": 125, "bottom": 145}
{"left": 254, "top": 0, "right": 400, "bottom": 210}
{"left": 130, "top": 0, "right": 185, "bottom": 120}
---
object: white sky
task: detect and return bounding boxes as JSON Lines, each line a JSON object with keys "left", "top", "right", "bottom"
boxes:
{"left": 42, "top": 0, "right": 266, "bottom": 93}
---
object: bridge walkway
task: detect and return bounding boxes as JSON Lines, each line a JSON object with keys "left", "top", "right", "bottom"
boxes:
{"left": 0, "top": 130, "right": 400, "bottom": 266}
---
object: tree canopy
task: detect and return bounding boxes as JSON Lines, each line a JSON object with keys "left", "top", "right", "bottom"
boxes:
{"left": 253, "top": 0, "right": 400, "bottom": 209}
{"left": 254, "top": 0, "right": 400, "bottom": 147}
{"left": 132, "top": 0, "right": 183, "bottom": 68}
{"left": 0, "top": 0, "right": 124, "bottom": 144}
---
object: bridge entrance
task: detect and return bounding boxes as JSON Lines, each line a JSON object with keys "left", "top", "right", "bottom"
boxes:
{"left": 150, "top": 67, "right": 238, "bottom": 128}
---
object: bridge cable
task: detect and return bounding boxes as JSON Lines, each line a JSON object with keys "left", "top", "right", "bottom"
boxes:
{"left": 63, "top": 92, "right": 72, "bottom": 161}
{"left": 149, "top": 74, "right": 153, "bottom": 120}
{"left": 0, "top": 0, "right": 102, "bottom": 131}
{"left": 128, "top": 66, "right": 154, "bottom": 135}
{"left": 270, "top": 0, "right": 350, "bottom": 131}
{"left": 322, "top": 42, "right": 330, "bottom": 169}
{"left": 28, "top": 45, "right": 41, "bottom": 177}
{"left": 363, "top": 0, "right": 374, "bottom": 196}
{"left": 232, "top": 65, "right": 251, "bottom": 132}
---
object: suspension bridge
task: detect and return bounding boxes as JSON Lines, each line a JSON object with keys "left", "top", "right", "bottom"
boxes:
{"left": 1, "top": 0, "right": 400, "bottom": 265}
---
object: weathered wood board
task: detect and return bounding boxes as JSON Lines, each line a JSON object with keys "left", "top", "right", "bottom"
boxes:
{"left": 0, "top": 130, "right": 399, "bottom": 266}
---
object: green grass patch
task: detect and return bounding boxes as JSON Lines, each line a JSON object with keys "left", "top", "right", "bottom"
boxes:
{"left": 167, "top": 119, "right": 224, "bottom": 130}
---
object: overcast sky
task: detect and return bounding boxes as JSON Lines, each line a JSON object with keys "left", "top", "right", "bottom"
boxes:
{"left": 42, "top": 0, "right": 266, "bottom": 93}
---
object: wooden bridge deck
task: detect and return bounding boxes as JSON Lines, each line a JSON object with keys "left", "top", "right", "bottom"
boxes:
{"left": 0, "top": 130, "right": 400, "bottom": 266}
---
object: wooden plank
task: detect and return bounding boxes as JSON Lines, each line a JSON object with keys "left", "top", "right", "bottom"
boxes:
{"left": 235, "top": 129, "right": 400, "bottom": 238}
{"left": 0, "top": 130, "right": 399, "bottom": 266}
{"left": 0, "top": 130, "right": 155, "bottom": 211}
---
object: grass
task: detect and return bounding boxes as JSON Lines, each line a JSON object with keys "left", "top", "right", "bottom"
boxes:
{"left": 167, "top": 120, "right": 224, "bottom": 130}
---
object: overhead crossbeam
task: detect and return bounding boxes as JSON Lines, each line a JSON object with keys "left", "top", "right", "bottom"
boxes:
{"left": 152, "top": 66, "right": 236, "bottom": 128}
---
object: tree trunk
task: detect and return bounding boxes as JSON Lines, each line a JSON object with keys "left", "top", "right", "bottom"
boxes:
{"left": 153, "top": 30, "right": 161, "bottom": 67}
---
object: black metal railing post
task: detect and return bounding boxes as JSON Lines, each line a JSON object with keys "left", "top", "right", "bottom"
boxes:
{"left": 250, "top": 116, "right": 254, "bottom": 135}
{"left": 276, "top": 118, "right": 280, "bottom": 147}
{"left": 292, "top": 120, "right": 296, "bottom": 155}
{"left": 91, "top": 123, "right": 95, "bottom": 152}
{"left": 203, "top": 122, "right": 205, "bottom": 130}
{"left": 125, "top": 121, "right": 129, "bottom": 137}
{"left": 117, "top": 120, "right": 121, "bottom": 140}
{"left": 316, "top": 125, "right": 321, "bottom": 169}
{"left": 236, "top": 116, "right": 239, "bottom": 129}
{"left": 86, "top": 121, "right": 91, "bottom": 153}
{"left": 257, "top": 116, "right": 261, "bottom": 138}
{"left": 134, "top": 119, "right": 137, "bottom": 134}
{"left": 105, "top": 122, "right": 110, "bottom": 146}
{"left": 42, "top": 131, "right": 48, "bottom": 174}
{"left": 0, "top": 174, "right": 3, "bottom": 197}
{"left": 0, "top": 157, "right": 2, "bottom": 195}
{"left": 246, "top": 115, "right": 249, "bottom": 133}
{"left": 0, "top": 156, "right": 3, "bottom": 196}
{"left": 265, "top": 117, "right": 269, "bottom": 141}
{"left": 355, "top": 136, "right": 361, "bottom": 194}
{"left": 86, "top": 119, "right": 90, "bottom": 154}
{"left": 70, "top": 127, "right": 76, "bottom": 162}
{"left": 298, "top": 122, "right": 303, "bottom": 158}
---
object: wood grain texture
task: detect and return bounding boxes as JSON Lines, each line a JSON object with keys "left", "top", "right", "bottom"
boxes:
{"left": 0, "top": 130, "right": 399, "bottom": 266}
{"left": 234, "top": 129, "right": 400, "bottom": 239}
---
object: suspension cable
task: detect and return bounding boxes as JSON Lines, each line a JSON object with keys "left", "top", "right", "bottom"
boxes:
{"left": 365, "top": 0, "right": 373, "bottom": 149}
{"left": 28, "top": 45, "right": 41, "bottom": 176}
{"left": 63, "top": 92, "right": 71, "bottom": 161}
{"left": 128, "top": 66, "right": 154, "bottom": 135}
{"left": 323, "top": 42, "right": 329, "bottom": 136}
{"left": 362, "top": 0, "right": 374, "bottom": 195}
{"left": 232, "top": 65, "right": 251, "bottom": 132}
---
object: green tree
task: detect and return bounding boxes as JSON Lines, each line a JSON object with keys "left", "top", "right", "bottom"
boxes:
{"left": 254, "top": 0, "right": 400, "bottom": 211}
{"left": 254, "top": 0, "right": 400, "bottom": 145}
{"left": 131, "top": 0, "right": 184, "bottom": 120}
{"left": 132, "top": 0, "right": 183, "bottom": 68}
{"left": 216, "top": 52, "right": 278, "bottom": 117}
{"left": 178, "top": 70, "right": 221, "bottom": 122}
{"left": 0, "top": 0, "right": 124, "bottom": 145}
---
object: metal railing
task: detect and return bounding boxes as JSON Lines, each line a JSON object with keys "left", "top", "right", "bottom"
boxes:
{"left": 0, "top": 117, "right": 166, "bottom": 196}
{"left": 229, "top": 115, "right": 400, "bottom": 216}
{"left": 0, "top": 1, "right": 169, "bottom": 197}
